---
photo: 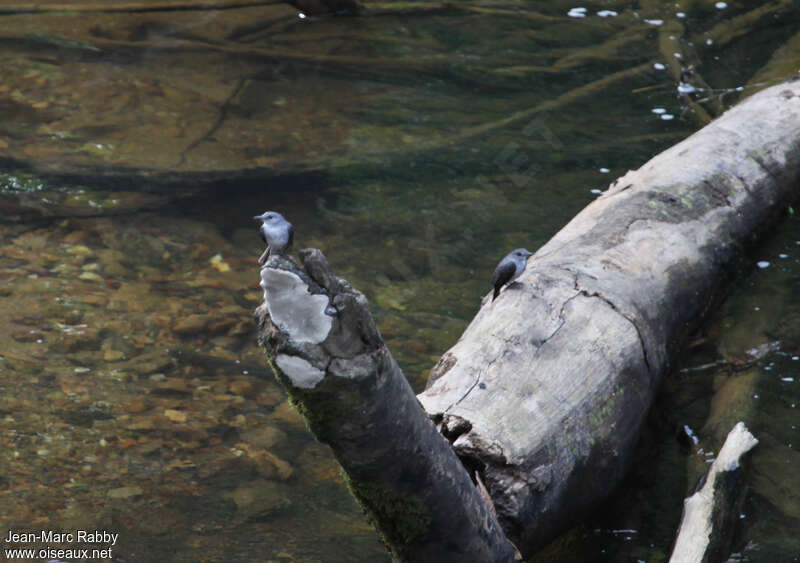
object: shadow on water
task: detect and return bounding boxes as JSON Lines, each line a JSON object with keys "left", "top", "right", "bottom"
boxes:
{"left": 1, "top": 0, "right": 799, "bottom": 560}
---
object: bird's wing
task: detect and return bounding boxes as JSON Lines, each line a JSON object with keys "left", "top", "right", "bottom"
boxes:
{"left": 258, "top": 224, "right": 267, "bottom": 244}
{"left": 492, "top": 260, "right": 517, "bottom": 289}
{"left": 287, "top": 223, "right": 294, "bottom": 248}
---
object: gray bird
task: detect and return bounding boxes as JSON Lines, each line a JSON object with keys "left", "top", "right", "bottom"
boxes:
{"left": 491, "top": 248, "right": 533, "bottom": 301}
{"left": 254, "top": 211, "right": 294, "bottom": 265}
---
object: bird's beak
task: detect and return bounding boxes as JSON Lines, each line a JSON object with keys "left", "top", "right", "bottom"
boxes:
{"left": 253, "top": 215, "right": 263, "bottom": 221}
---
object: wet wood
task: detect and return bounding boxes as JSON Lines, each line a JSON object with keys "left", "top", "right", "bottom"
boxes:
{"left": 418, "top": 79, "right": 800, "bottom": 556}
{"left": 255, "top": 250, "right": 516, "bottom": 563}
{"left": 669, "top": 422, "right": 758, "bottom": 563}
{"left": 641, "top": 0, "right": 719, "bottom": 124}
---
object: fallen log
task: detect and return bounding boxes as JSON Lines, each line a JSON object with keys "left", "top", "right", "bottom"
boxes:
{"left": 669, "top": 422, "right": 758, "bottom": 563}
{"left": 418, "top": 78, "right": 800, "bottom": 555}
{"left": 255, "top": 79, "right": 800, "bottom": 560}
{"left": 254, "top": 250, "right": 516, "bottom": 562}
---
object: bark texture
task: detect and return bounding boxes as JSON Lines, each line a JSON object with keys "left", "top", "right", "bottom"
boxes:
{"left": 418, "top": 79, "right": 800, "bottom": 555}
{"left": 255, "top": 249, "right": 516, "bottom": 563}
{"left": 669, "top": 422, "right": 758, "bottom": 563}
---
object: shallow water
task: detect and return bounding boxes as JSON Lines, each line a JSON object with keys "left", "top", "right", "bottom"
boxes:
{"left": 1, "top": 0, "right": 799, "bottom": 561}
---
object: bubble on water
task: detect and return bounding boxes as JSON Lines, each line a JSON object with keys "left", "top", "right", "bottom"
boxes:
{"left": 652, "top": 108, "right": 667, "bottom": 114}
{"left": 654, "top": 63, "right": 666, "bottom": 70}
{"left": 715, "top": 1, "right": 727, "bottom": 9}
{"left": 644, "top": 19, "right": 664, "bottom": 25}
{"left": 676, "top": 11, "right": 686, "bottom": 17}
{"left": 757, "top": 261, "right": 770, "bottom": 269}
{"left": 597, "top": 10, "right": 618, "bottom": 17}
{"left": 661, "top": 114, "right": 675, "bottom": 120}
{"left": 599, "top": 168, "right": 610, "bottom": 173}
{"left": 568, "top": 7, "right": 587, "bottom": 17}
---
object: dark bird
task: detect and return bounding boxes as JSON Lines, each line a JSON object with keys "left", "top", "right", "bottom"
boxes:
{"left": 491, "top": 248, "right": 533, "bottom": 301}
{"left": 254, "top": 211, "right": 294, "bottom": 265}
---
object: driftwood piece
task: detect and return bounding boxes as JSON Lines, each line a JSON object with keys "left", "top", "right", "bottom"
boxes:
{"left": 0, "top": 0, "right": 279, "bottom": 14}
{"left": 418, "top": 79, "right": 800, "bottom": 555}
{"left": 255, "top": 250, "right": 516, "bottom": 562}
{"left": 669, "top": 422, "right": 758, "bottom": 563}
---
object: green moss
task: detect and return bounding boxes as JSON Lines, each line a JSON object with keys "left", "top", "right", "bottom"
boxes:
{"left": 343, "top": 474, "right": 432, "bottom": 557}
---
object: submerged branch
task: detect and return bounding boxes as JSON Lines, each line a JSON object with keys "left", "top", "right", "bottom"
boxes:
{"left": 641, "top": 1, "right": 719, "bottom": 125}
{"left": 694, "top": 0, "right": 796, "bottom": 48}
{"left": 434, "top": 61, "right": 653, "bottom": 146}
{"left": 552, "top": 25, "right": 647, "bottom": 70}
{"left": 419, "top": 79, "right": 800, "bottom": 555}
{"left": 255, "top": 249, "right": 517, "bottom": 562}
{"left": 0, "top": 0, "right": 280, "bottom": 14}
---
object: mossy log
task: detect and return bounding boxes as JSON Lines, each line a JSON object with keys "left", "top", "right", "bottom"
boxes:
{"left": 418, "top": 79, "right": 800, "bottom": 556}
{"left": 254, "top": 250, "right": 516, "bottom": 562}
{"left": 669, "top": 422, "right": 758, "bottom": 563}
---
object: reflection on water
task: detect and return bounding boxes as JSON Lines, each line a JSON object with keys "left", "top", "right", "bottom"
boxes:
{"left": 1, "top": 0, "right": 799, "bottom": 560}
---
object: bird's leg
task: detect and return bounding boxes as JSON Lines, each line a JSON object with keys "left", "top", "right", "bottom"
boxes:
{"left": 257, "top": 247, "right": 270, "bottom": 266}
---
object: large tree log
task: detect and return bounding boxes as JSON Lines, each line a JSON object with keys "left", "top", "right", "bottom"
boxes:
{"left": 418, "top": 79, "right": 800, "bottom": 555}
{"left": 254, "top": 250, "right": 516, "bottom": 562}
{"left": 669, "top": 422, "right": 758, "bottom": 563}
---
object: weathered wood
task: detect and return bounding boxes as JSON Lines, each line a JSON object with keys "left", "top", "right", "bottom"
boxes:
{"left": 255, "top": 249, "right": 516, "bottom": 562}
{"left": 669, "top": 422, "right": 758, "bottom": 563}
{"left": 418, "top": 79, "right": 800, "bottom": 556}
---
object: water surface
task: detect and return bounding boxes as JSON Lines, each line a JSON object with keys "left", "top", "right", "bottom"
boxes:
{"left": 1, "top": 0, "right": 799, "bottom": 560}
